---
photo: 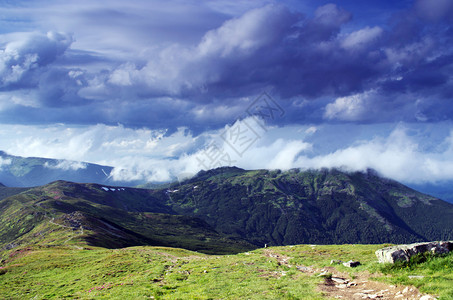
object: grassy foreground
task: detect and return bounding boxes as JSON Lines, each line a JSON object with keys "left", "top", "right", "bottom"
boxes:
{"left": 0, "top": 244, "right": 452, "bottom": 299}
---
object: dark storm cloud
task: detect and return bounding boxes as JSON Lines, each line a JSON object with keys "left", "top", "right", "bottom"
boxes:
{"left": 1, "top": 1, "right": 453, "bottom": 128}
{"left": 0, "top": 32, "right": 72, "bottom": 89}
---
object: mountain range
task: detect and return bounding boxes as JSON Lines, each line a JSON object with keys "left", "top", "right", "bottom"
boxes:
{"left": 2, "top": 150, "right": 453, "bottom": 205}
{"left": 0, "top": 151, "right": 144, "bottom": 187}
{"left": 1, "top": 166, "right": 453, "bottom": 255}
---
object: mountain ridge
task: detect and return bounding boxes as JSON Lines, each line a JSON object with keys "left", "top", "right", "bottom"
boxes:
{"left": 1, "top": 167, "right": 452, "bottom": 254}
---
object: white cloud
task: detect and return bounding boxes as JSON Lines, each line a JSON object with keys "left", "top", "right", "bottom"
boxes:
{"left": 1, "top": 122, "right": 453, "bottom": 184}
{"left": 295, "top": 126, "right": 453, "bottom": 184}
{"left": 324, "top": 92, "right": 372, "bottom": 121}
{"left": 0, "top": 157, "right": 12, "bottom": 170}
{"left": 341, "top": 26, "right": 383, "bottom": 51}
{"left": 44, "top": 160, "right": 87, "bottom": 171}
{"left": 198, "top": 4, "right": 291, "bottom": 57}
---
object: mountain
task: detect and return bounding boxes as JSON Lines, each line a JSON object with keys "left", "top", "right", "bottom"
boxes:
{"left": 1, "top": 167, "right": 453, "bottom": 253}
{"left": 0, "top": 180, "right": 253, "bottom": 254}
{"left": 147, "top": 167, "right": 453, "bottom": 246}
{"left": 0, "top": 151, "right": 141, "bottom": 187}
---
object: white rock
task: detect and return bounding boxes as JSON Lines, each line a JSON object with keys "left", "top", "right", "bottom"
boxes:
{"left": 331, "top": 277, "right": 348, "bottom": 284}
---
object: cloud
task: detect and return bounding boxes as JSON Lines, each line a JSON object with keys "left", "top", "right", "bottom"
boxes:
{"left": 0, "top": 1, "right": 452, "bottom": 131}
{"left": 295, "top": 126, "right": 453, "bottom": 184}
{"left": 324, "top": 92, "right": 369, "bottom": 121}
{"left": 0, "top": 32, "right": 72, "bottom": 88}
{"left": 0, "top": 157, "right": 12, "bottom": 170}
{"left": 341, "top": 26, "right": 383, "bottom": 51}
{"left": 2, "top": 121, "right": 453, "bottom": 184}
{"left": 44, "top": 160, "right": 87, "bottom": 171}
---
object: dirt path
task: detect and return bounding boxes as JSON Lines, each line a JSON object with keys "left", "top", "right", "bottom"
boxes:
{"left": 263, "top": 250, "right": 437, "bottom": 300}
{"left": 48, "top": 217, "right": 84, "bottom": 248}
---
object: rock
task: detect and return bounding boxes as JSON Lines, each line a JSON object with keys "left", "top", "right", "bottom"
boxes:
{"left": 343, "top": 260, "right": 361, "bottom": 267}
{"left": 375, "top": 241, "right": 453, "bottom": 263}
{"left": 402, "top": 287, "right": 409, "bottom": 294}
{"left": 331, "top": 277, "right": 348, "bottom": 284}
{"left": 353, "top": 292, "right": 368, "bottom": 298}
{"left": 335, "top": 284, "right": 348, "bottom": 289}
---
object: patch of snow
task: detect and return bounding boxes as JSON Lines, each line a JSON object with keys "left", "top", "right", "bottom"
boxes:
{"left": 101, "top": 187, "right": 109, "bottom": 191}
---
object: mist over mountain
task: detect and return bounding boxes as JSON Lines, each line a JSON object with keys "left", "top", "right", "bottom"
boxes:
{"left": 0, "top": 151, "right": 142, "bottom": 187}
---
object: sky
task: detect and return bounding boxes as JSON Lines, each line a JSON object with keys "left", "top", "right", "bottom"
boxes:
{"left": 1, "top": 0, "right": 453, "bottom": 184}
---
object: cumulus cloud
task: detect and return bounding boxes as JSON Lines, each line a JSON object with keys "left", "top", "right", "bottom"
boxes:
{"left": 0, "top": 32, "right": 72, "bottom": 87}
{"left": 324, "top": 92, "right": 369, "bottom": 121}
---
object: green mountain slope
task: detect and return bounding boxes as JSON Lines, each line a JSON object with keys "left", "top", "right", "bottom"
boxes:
{"left": 148, "top": 167, "right": 453, "bottom": 246}
{"left": 1, "top": 167, "right": 453, "bottom": 253}
{"left": 0, "top": 181, "right": 253, "bottom": 254}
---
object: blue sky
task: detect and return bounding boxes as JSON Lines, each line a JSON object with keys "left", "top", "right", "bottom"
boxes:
{"left": 1, "top": 0, "right": 453, "bottom": 184}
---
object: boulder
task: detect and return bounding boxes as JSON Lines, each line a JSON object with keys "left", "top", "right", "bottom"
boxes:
{"left": 375, "top": 241, "right": 453, "bottom": 263}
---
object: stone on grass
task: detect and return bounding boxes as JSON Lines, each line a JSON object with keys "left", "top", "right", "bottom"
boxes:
{"left": 375, "top": 241, "right": 453, "bottom": 264}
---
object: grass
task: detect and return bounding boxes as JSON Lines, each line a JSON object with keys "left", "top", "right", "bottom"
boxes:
{"left": 0, "top": 245, "right": 324, "bottom": 299}
{"left": 377, "top": 252, "right": 453, "bottom": 298}
{"left": 1, "top": 243, "right": 453, "bottom": 299}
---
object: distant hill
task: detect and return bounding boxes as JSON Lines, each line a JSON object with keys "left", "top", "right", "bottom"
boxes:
{"left": 0, "top": 151, "right": 143, "bottom": 187}
{"left": 0, "top": 186, "right": 30, "bottom": 201}
{"left": 1, "top": 167, "right": 453, "bottom": 253}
